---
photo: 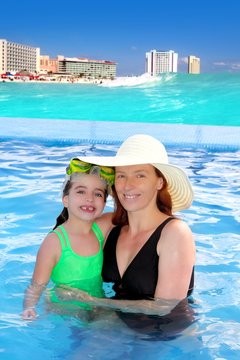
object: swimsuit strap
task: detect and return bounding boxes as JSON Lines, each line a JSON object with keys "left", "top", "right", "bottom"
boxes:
{"left": 51, "top": 223, "right": 104, "bottom": 250}
{"left": 51, "top": 229, "right": 64, "bottom": 247}
{"left": 152, "top": 217, "right": 176, "bottom": 245}
{"left": 58, "top": 225, "right": 71, "bottom": 248}
{"left": 159, "top": 216, "right": 176, "bottom": 229}
{"left": 92, "top": 222, "right": 104, "bottom": 248}
{"left": 50, "top": 225, "right": 70, "bottom": 249}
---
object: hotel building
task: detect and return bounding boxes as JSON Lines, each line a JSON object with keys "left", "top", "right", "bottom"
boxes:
{"left": 39, "top": 55, "right": 117, "bottom": 79}
{"left": 146, "top": 49, "right": 178, "bottom": 75}
{"left": 188, "top": 55, "right": 200, "bottom": 74}
{"left": 0, "top": 39, "right": 40, "bottom": 74}
{"left": 57, "top": 56, "right": 116, "bottom": 79}
{"left": 0, "top": 38, "right": 116, "bottom": 79}
{"left": 40, "top": 55, "right": 58, "bottom": 74}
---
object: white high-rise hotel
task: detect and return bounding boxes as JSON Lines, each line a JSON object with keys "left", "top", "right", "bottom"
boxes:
{"left": 0, "top": 39, "right": 40, "bottom": 74}
{"left": 146, "top": 49, "right": 178, "bottom": 75}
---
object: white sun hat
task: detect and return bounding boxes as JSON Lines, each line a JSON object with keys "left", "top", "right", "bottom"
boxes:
{"left": 78, "top": 134, "right": 194, "bottom": 212}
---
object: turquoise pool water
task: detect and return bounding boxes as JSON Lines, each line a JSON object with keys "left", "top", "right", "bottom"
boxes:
{"left": 0, "top": 120, "right": 240, "bottom": 359}
{"left": 0, "top": 72, "right": 240, "bottom": 126}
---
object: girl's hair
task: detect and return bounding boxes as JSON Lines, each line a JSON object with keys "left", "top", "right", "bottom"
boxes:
{"left": 111, "top": 167, "right": 173, "bottom": 226}
{"left": 53, "top": 180, "right": 72, "bottom": 229}
{"left": 53, "top": 176, "right": 108, "bottom": 230}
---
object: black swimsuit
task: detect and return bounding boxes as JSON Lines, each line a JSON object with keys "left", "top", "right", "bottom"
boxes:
{"left": 102, "top": 217, "right": 194, "bottom": 299}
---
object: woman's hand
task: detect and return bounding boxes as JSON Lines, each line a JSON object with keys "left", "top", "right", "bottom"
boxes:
{"left": 55, "top": 285, "right": 95, "bottom": 304}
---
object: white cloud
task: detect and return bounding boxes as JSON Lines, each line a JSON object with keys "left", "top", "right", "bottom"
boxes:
{"left": 213, "top": 61, "right": 240, "bottom": 71}
{"left": 179, "top": 57, "right": 188, "bottom": 64}
{"left": 213, "top": 62, "right": 227, "bottom": 66}
{"left": 231, "top": 63, "right": 240, "bottom": 69}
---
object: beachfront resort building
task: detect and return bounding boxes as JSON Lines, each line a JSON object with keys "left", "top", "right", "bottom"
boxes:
{"left": 39, "top": 55, "right": 117, "bottom": 79}
{"left": 188, "top": 55, "right": 200, "bottom": 74}
{"left": 57, "top": 56, "right": 116, "bottom": 79}
{"left": 0, "top": 39, "right": 40, "bottom": 74}
{"left": 145, "top": 49, "right": 178, "bottom": 75}
{"left": 0, "top": 38, "right": 116, "bottom": 79}
{"left": 40, "top": 55, "right": 58, "bottom": 74}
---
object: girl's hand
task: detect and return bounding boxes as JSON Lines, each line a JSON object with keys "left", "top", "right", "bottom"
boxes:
{"left": 21, "top": 307, "right": 37, "bottom": 321}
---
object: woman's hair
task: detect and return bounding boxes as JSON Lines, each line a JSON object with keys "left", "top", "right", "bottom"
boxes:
{"left": 112, "top": 167, "right": 173, "bottom": 226}
{"left": 53, "top": 176, "right": 108, "bottom": 230}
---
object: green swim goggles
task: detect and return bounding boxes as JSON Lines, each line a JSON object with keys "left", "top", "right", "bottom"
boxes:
{"left": 66, "top": 158, "right": 115, "bottom": 186}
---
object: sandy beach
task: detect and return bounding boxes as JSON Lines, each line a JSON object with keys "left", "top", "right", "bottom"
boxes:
{"left": 0, "top": 76, "right": 106, "bottom": 84}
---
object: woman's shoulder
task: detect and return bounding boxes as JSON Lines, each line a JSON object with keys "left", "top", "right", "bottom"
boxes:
{"left": 157, "top": 217, "right": 195, "bottom": 256}
{"left": 161, "top": 217, "right": 193, "bottom": 244}
{"left": 166, "top": 217, "right": 191, "bottom": 229}
{"left": 162, "top": 218, "right": 193, "bottom": 243}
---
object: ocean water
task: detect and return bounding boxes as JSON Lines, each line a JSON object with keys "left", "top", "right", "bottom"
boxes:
{"left": 0, "top": 72, "right": 239, "bottom": 126}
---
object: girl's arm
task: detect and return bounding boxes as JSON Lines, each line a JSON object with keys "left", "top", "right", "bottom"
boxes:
{"left": 22, "top": 232, "right": 59, "bottom": 320}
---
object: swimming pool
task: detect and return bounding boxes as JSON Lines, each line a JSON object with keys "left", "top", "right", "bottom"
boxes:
{"left": 0, "top": 119, "right": 240, "bottom": 359}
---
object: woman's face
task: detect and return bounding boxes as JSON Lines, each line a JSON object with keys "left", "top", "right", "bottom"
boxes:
{"left": 114, "top": 164, "right": 163, "bottom": 213}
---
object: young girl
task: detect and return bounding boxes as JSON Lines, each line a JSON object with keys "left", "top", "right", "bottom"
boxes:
{"left": 22, "top": 158, "right": 114, "bottom": 320}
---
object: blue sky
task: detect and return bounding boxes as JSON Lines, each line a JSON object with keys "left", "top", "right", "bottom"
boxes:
{"left": 1, "top": 0, "right": 239, "bottom": 76}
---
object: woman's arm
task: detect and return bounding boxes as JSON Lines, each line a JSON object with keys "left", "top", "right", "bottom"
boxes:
{"left": 155, "top": 219, "right": 195, "bottom": 299}
{"left": 22, "top": 233, "right": 59, "bottom": 320}
{"left": 56, "top": 286, "right": 180, "bottom": 316}
{"left": 95, "top": 211, "right": 114, "bottom": 245}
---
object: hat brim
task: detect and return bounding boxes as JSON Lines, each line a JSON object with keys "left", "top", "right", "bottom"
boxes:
{"left": 77, "top": 155, "right": 193, "bottom": 212}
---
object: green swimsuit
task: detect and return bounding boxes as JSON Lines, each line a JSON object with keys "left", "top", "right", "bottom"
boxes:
{"left": 49, "top": 222, "right": 104, "bottom": 305}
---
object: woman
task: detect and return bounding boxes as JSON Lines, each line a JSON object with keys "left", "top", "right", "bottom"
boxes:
{"left": 58, "top": 134, "right": 195, "bottom": 317}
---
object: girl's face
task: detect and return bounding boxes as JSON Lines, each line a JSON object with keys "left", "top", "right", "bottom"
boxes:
{"left": 115, "top": 164, "right": 163, "bottom": 213}
{"left": 63, "top": 174, "right": 106, "bottom": 221}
